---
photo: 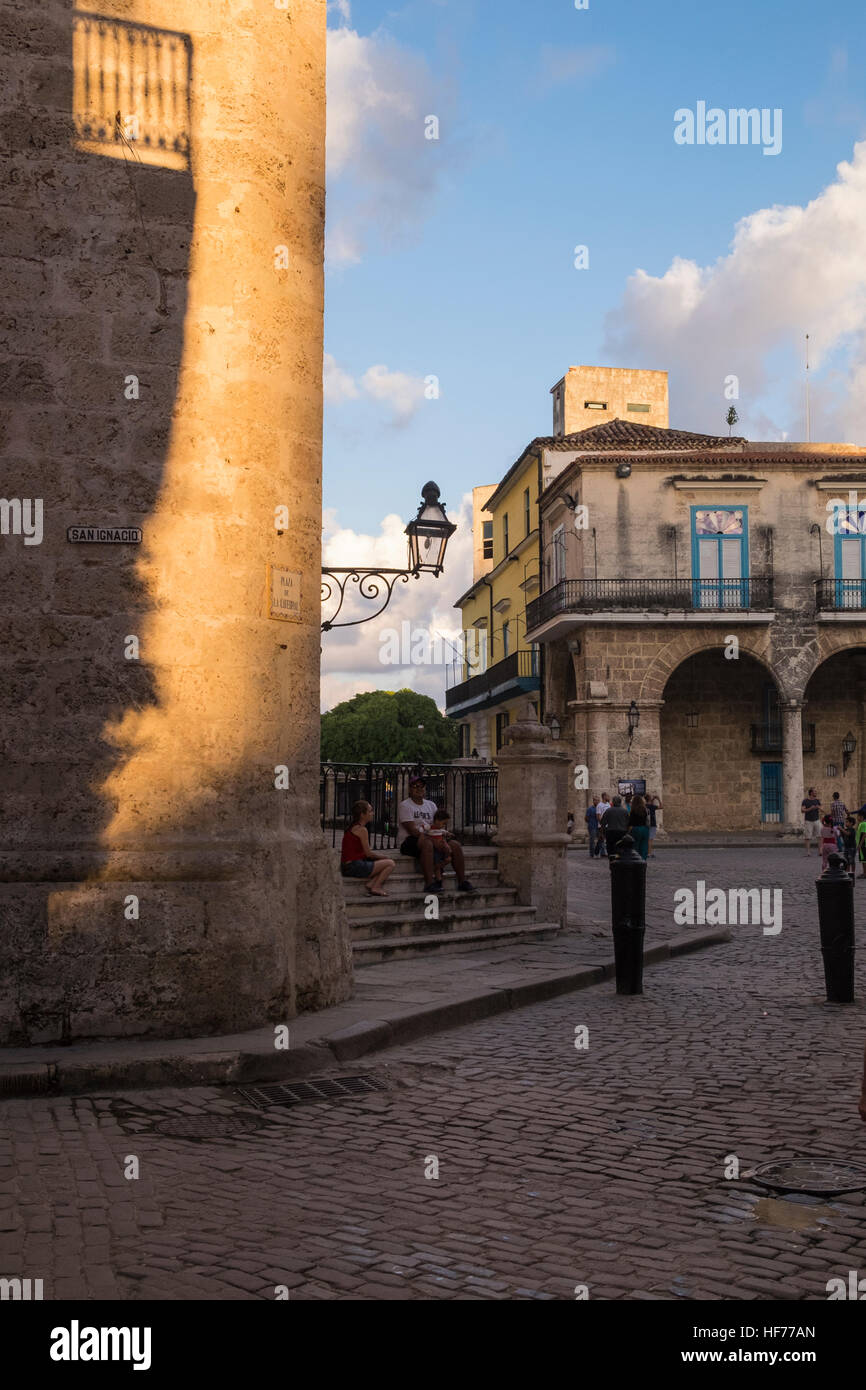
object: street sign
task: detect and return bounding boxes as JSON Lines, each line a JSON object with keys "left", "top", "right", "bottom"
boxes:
{"left": 269, "top": 565, "right": 302, "bottom": 622}
{"left": 618, "top": 778, "right": 646, "bottom": 798}
{"left": 67, "top": 526, "right": 142, "bottom": 543}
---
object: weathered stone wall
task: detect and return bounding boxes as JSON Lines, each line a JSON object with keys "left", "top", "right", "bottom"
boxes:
{"left": 560, "top": 366, "right": 669, "bottom": 435}
{"left": 0, "top": 0, "right": 351, "bottom": 1044}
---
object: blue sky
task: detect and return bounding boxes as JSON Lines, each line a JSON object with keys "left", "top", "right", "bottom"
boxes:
{"left": 320, "top": 0, "right": 866, "bottom": 707}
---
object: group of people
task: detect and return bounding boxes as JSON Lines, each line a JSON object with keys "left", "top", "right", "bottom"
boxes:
{"left": 339, "top": 775, "right": 476, "bottom": 897}
{"left": 801, "top": 788, "right": 866, "bottom": 878}
{"left": 578, "top": 792, "right": 663, "bottom": 863}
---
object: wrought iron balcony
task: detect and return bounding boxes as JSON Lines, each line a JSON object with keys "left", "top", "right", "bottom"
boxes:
{"left": 526, "top": 577, "right": 774, "bottom": 630}
{"left": 815, "top": 579, "right": 866, "bottom": 612}
{"left": 750, "top": 723, "right": 815, "bottom": 754}
{"left": 445, "top": 650, "right": 539, "bottom": 714}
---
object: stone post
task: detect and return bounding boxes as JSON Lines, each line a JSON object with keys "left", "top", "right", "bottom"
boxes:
{"left": 782, "top": 700, "right": 805, "bottom": 830}
{"left": 493, "top": 703, "right": 572, "bottom": 927}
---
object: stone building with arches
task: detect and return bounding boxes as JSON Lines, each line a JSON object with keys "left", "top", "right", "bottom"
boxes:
{"left": 525, "top": 421, "right": 866, "bottom": 831}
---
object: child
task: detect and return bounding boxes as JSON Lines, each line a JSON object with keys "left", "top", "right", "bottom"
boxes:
{"left": 340, "top": 800, "right": 396, "bottom": 897}
{"left": 427, "top": 810, "right": 453, "bottom": 877}
{"left": 820, "top": 814, "right": 839, "bottom": 872}
{"left": 841, "top": 815, "right": 857, "bottom": 878}
{"left": 858, "top": 814, "right": 866, "bottom": 879}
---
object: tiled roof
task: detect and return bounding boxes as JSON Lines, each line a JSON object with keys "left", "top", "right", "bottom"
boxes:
{"left": 536, "top": 419, "right": 748, "bottom": 451}
{"left": 483, "top": 419, "right": 748, "bottom": 514}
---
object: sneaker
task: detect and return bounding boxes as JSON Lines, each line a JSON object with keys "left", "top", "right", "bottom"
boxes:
{"left": 424, "top": 881, "right": 442, "bottom": 894}
{"left": 458, "top": 880, "right": 476, "bottom": 892}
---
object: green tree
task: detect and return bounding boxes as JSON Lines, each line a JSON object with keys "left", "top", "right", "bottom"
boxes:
{"left": 726, "top": 405, "right": 740, "bottom": 436}
{"left": 321, "top": 689, "right": 459, "bottom": 764}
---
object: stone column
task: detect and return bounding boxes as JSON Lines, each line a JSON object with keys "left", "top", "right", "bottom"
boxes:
{"left": 782, "top": 701, "right": 805, "bottom": 829}
{"left": 493, "top": 704, "right": 572, "bottom": 927}
{"left": 472, "top": 714, "right": 491, "bottom": 762}
{"left": 0, "top": 0, "right": 351, "bottom": 1044}
{"left": 586, "top": 682, "right": 611, "bottom": 798}
{"left": 637, "top": 701, "right": 665, "bottom": 837}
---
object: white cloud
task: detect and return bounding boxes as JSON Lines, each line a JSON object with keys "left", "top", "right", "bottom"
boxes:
{"left": 320, "top": 493, "right": 474, "bottom": 713}
{"left": 327, "top": 0, "right": 351, "bottom": 21}
{"left": 603, "top": 141, "right": 866, "bottom": 442}
{"left": 324, "top": 356, "right": 428, "bottom": 425}
{"left": 360, "top": 364, "right": 427, "bottom": 425}
{"left": 326, "top": 25, "right": 448, "bottom": 265}
{"left": 323, "top": 352, "right": 360, "bottom": 405}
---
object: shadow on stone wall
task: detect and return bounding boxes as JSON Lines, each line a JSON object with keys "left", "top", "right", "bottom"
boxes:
{"left": 0, "top": 4, "right": 194, "bottom": 1041}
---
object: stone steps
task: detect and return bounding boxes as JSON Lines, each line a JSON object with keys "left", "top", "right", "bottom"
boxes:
{"left": 337, "top": 844, "right": 561, "bottom": 963}
{"left": 353, "top": 921, "right": 561, "bottom": 965}
{"left": 351, "top": 902, "right": 538, "bottom": 943}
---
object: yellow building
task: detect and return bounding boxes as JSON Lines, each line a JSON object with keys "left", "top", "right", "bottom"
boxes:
{"left": 447, "top": 366, "right": 669, "bottom": 757}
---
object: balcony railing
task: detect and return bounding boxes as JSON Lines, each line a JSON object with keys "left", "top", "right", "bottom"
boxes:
{"left": 527, "top": 577, "right": 774, "bottom": 629}
{"left": 445, "top": 650, "right": 539, "bottom": 711}
{"left": 816, "top": 579, "right": 866, "bottom": 612}
{"left": 750, "top": 723, "right": 816, "bottom": 754}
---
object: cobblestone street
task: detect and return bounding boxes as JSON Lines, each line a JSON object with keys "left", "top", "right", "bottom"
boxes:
{"left": 3, "top": 848, "right": 866, "bottom": 1301}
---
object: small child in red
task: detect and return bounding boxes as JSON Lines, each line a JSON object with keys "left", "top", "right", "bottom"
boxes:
{"left": 820, "top": 814, "right": 840, "bottom": 872}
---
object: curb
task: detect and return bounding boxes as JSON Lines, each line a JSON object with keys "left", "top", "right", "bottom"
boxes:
{"left": 0, "top": 928, "right": 731, "bottom": 1097}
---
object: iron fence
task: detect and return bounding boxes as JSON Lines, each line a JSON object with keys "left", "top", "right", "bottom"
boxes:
{"left": 320, "top": 761, "right": 498, "bottom": 850}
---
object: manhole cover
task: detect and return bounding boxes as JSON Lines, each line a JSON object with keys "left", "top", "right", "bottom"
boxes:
{"left": 152, "top": 1113, "right": 263, "bottom": 1140}
{"left": 751, "top": 1159, "right": 866, "bottom": 1196}
{"left": 236, "top": 1075, "right": 389, "bottom": 1109}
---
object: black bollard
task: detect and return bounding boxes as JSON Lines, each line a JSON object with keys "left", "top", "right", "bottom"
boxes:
{"left": 609, "top": 834, "right": 646, "bottom": 995}
{"left": 816, "top": 852, "right": 855, "bottom": 1004}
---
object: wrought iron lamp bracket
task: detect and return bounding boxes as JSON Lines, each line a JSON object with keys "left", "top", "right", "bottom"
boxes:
{"left": 320, "top": 567, "right": 420, "bottom": 632}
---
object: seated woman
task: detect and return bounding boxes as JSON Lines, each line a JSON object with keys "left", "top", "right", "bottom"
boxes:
{"left": 341, "top": 800, "right": 396, "bottom": 897}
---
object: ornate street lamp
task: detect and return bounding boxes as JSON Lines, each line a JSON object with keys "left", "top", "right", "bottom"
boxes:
{"left": 627, "top": 700, "right": 640, "bottom": 750}
{"left": 322, "top": 481, "right": 456, "bottom": 632}
{"left": 843, "top": 731, "right": 857, "bottom": 773}
{"left": 406, "top": 481, "right": 456, "bottom": 576}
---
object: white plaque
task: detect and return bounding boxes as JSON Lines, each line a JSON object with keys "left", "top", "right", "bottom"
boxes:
{"left": 269, "top": 565, "right": 302, "bottom": 622}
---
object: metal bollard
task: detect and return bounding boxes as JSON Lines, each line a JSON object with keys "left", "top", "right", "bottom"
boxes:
{"left": 816, "top": 852, "right": 855, "bottom": 1004}
{"left": 609, "top": 833, "right": 646, "bottom": 995}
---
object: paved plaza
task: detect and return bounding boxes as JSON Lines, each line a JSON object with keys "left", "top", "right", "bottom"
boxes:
{"left": 2, "top": 847, "right": 866, "bottom": 1301}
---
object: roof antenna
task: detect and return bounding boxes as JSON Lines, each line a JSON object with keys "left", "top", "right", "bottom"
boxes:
{"left": 805, "top": 333, "right": 811, "bottom": 443}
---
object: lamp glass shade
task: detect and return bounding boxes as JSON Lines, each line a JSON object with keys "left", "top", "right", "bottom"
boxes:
{"left": 843, "top": 731, "right": 857, "bottom": 755}
{"left": 405, "top": 481, "right": 456, "bottom": 574}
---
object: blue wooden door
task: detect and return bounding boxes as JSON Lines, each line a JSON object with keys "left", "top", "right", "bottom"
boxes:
{"left": 760, "top": 763, "right": 782, "bottom": 822}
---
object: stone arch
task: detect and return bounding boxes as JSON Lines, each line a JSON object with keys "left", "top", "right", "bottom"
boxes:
{"left": 639, "top": 629, "right": 786, "bottom": 705}
{"left": 798, "top": 627, "right": 866, "bottom": 697}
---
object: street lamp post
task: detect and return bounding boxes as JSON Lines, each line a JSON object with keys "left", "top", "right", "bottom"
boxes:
{"left": 321, "top": 481, "right": 456, "bottom": 632}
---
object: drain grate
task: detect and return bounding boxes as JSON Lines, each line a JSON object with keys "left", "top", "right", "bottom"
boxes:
{"left": 235, "top": 1075, "right": 389, "bottom": 1109}
{"left": 152, "top": 1113, "right": 263, "bottom": 1141}
{"left": 751, "top": 1158, "right": 866, "bottom": 1196}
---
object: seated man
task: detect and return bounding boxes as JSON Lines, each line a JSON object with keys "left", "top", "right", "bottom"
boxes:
{"left": 398, "top": 776, "right": 475, "bottom": 894}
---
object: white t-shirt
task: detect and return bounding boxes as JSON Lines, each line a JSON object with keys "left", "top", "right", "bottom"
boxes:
{"left": 398, "top": 796, "right": 437, "bottom": 837}
{"left": 596, "top": 800, "right": 611, "bottom": 819}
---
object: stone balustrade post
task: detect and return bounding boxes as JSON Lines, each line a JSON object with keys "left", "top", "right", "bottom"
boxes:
{"left": 493, "top": 703, "right": 572, "bottom": 928}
